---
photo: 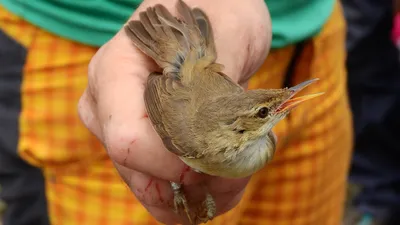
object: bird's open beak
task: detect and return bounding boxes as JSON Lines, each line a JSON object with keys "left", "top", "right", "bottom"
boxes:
{"left": 274, "top": 78, "right": 324, "bottom": 113}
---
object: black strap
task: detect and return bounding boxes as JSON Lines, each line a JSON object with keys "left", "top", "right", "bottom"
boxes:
{"left": 282, "top": 40, "right": 307, "bottom": 88}
{"left": 281, "top": 41, "right": 307, "bottom": 121}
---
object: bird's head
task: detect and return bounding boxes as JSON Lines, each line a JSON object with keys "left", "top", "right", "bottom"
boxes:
{"left": 202, "top": 78, "right": 323, "bottom": 144}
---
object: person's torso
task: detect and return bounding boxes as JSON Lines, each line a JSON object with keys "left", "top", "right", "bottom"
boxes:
{"left": 0, "top": 0, "right": 335, "bottom": 48}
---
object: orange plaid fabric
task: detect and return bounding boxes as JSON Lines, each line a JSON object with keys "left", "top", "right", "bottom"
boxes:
{"left": 0, "top": 0, "right": 352, "bottom": 224}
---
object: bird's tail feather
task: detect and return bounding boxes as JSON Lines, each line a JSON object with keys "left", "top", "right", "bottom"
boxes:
{"left": 124, "top": 0, "right": 221, "bottom": 80}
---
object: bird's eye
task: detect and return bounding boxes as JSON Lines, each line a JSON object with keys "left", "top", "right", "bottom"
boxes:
{"left": 257, "top": 107, "right": 269, "bottom": 118}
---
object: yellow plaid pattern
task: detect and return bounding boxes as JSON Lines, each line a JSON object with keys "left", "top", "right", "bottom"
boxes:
{"left": 0, "top": 1, "right": 352, "bottom": 224}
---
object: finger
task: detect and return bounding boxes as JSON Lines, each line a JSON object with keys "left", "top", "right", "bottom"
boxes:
{"left": 116, "top": 164, "right": 173, "bottom": 207}
{"left": 143, "top": 205, "right": 182, "bottom": 225}
{"left": 115, "top": 163, "right": 248, "bottom": 224}
{"left": 115, "top": 162, "right": 210, "bottom": 210}
{"left": 217, "top": 187, "right": 247, "bottom": 214}
{"left": 107, "top": 114, "right": 207, "bottom": 184}
{"left": 87, "top": 30, "right": 158, "bottom": 126}
{"left": 77, "top": 88, "right": 103, "bottom": 140}
{"left": 113, "top": 163, "right": 184, "bottom": 224}
{"left": 206, "top": 177, "right": 250, "bottom": 195}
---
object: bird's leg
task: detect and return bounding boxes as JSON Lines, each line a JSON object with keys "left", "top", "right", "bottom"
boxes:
{"left": 170, "top": 167, "right": 216, "bottom": 224}
{"left": 187, "top": 169, "right": 216, "bottom": 223}
{"left": 195, "top": 185, "right": 216, "bottom": 223}
{"left": 170, "top": 181, "right": 193, "bottom": 224}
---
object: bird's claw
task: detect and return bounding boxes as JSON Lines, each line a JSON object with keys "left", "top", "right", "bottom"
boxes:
{"left": 171, "top": 182, "right": 193, "bottom": 224}
{"left": 196, "top": 192, "right": 216, "bottom": 223}
{"left": 170, "top": 182, "right": 216, "bottom": 224}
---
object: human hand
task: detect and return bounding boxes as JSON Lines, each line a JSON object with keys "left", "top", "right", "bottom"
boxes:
{"left": 78, "top": 0, "right": 271, "bottom": 224}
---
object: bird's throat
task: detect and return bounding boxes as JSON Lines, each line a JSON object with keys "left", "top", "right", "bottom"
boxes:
{"left": 180, "top": 135, "right": 276, "bottom": 178}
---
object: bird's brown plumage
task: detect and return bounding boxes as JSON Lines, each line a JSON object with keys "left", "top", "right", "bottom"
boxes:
{"left": 124, "top": 0, "right": 322, "bottom": 178}
{"left": 124, "top": 1, "right": 322, "bottom": 222}
{"left": 124, "top": 0, "right": 244, "bottom": 159}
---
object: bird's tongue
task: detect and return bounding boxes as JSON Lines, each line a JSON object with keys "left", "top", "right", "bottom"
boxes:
{"left": 275, "top": 78, "right": 324, "bottom": 113}
{"left": 276, "top": 93, "right": 324, "bottom": 113}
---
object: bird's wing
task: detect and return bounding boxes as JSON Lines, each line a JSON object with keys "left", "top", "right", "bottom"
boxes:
{"left": 144, "top": 73, "right": 199, "bottom": 158}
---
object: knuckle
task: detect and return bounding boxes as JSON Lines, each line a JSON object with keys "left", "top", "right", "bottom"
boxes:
{"left": 87, "top": 58, "right": 96, "bottom": 79}
{"left": 87, "top": 46, "right": 108, "bottom": 100}
{"left": 87, "top": 46, "right": 103, "bottom": 80}
{"left": 77, "top": 97, "right": 87, "bottom": 124}
{"left": 77, "top": 90, "right": 91, "bottom": 127}
{"left": 105, "top": 128, "right": 138, "bottom": 166}
{"left": 77, "top": 92, "right": 104, "bottom": 141}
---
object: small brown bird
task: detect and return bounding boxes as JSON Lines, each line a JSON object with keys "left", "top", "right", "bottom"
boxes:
{"left": 124, "top": 0, "right": 323, "bottom": 224}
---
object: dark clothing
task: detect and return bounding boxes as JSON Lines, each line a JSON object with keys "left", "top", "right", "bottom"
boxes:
{"left": 0, "top": 29, "right": 50, "bottom": 225}
{"left": 342, "top": 0, "right": 400, "bottom": 222}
